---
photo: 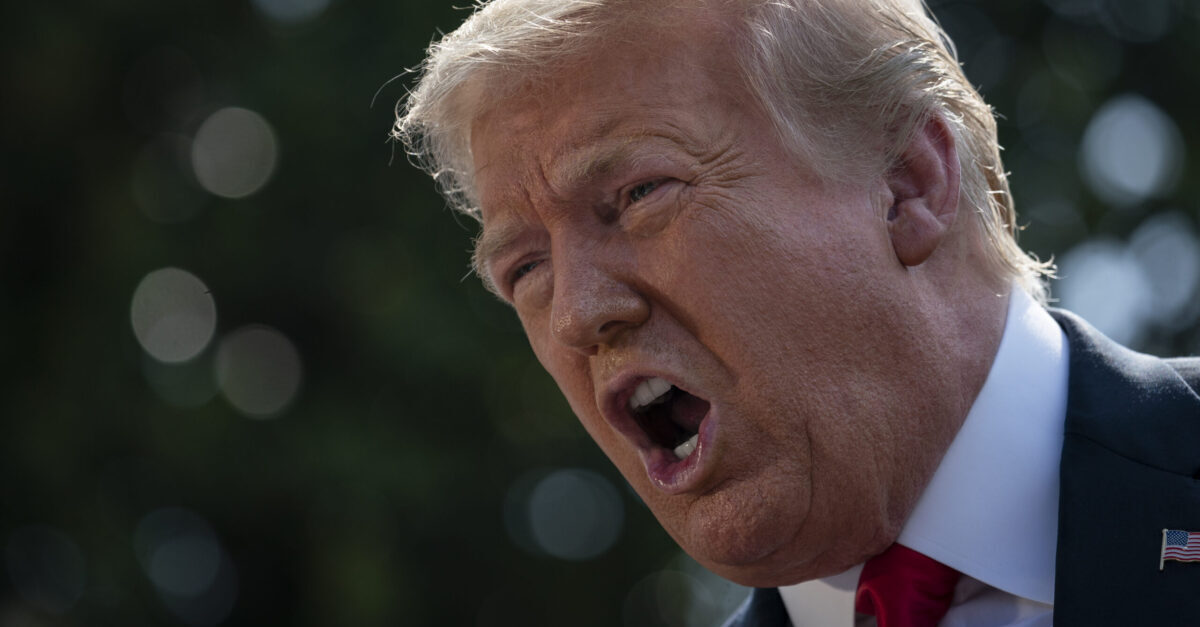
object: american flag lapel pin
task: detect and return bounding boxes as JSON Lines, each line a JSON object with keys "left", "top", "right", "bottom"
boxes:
{"left": 1160, "top": 529, "right": 1200, "bottom": 571}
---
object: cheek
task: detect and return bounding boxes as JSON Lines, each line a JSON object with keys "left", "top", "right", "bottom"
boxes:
{"left": 530, "top": 339, "right": 635, "bottom": 460}
{"left": 532, "top": 345, "right": 593, "bottom": 426}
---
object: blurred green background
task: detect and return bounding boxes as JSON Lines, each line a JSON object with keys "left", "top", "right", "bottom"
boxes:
{"left": 1, "top": 0, "right": 1198, "bottom": 625}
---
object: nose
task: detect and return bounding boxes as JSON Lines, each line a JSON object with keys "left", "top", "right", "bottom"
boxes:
{"left": 549, "top": 245, "right": 649, "bottom": 354}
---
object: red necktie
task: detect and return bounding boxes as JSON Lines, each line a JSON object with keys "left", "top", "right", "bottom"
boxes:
{"left": 854, "top": 543, "right": 962, "bottom": 627}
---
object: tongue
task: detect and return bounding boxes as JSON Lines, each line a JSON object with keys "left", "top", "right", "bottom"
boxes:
{"left": 636, "top": 388, "right": 711, "bottom": 450}
{"left": 669, "top": 391, "right": 709, "bottom": 434}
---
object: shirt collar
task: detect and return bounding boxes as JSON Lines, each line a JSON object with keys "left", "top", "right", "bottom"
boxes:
{"left": 781, "top": 287, "right": 1069, "bottom": 622}
{"left": 897, "top": 286, "right": 1067, "bottom": 604}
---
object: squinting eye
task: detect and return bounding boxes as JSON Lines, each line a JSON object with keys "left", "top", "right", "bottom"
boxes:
{"left": 511, "top": 259, "right": 542, "bottom": 284}
{"left": 628, "top": 180, "right": 661, "bottom": 204}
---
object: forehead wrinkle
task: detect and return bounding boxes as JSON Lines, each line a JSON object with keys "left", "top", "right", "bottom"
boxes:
{"left": 475, "top": 120, "right": 726, "bottom": 286}
{"left": 547, "top": 121, "right": 703, "bottom": 196}
{"left": 540, "top": 113, "right": 631, "bottom": 191}
{"left": 472, "top": 148, "right": 619, "bottom": 293}
{"left": 536, "top": 94, "right": 714, "bottom": 188}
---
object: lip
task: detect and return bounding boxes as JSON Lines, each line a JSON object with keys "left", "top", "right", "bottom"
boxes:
{"left": 641, "top": 407, "right": 715, "bottom": 493}
{"left": 601, "top": 372, "right": 717, "bottom": 494}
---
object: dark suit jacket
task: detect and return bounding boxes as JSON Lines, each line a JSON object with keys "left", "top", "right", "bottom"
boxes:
{"left": 724, "top": 310, "right": 1200, "bottom": 626}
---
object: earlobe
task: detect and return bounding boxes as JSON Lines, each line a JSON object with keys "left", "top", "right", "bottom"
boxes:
{"left": 886, "top": 115, "right": 961, "bottom": 267}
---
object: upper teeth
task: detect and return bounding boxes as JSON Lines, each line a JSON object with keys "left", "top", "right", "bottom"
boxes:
{"left": 629, "top": 377, "right": 673, "bottom": 412}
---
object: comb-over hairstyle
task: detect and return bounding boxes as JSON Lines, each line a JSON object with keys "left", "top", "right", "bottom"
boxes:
{"left": 394, "top": 0, "right": 1053, "bottom": 302}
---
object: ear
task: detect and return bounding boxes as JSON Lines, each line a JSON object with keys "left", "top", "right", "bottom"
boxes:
{"left": 886, "top": 114, "right": 961, "bottom": 267}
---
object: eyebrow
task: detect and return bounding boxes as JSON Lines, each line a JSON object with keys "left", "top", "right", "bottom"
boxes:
{"left": 472, "top": 219, "right": 527, "bottom": 293}
{"left": 471, "top": 139, "right": 643, "bottom": 290}
{"left": 553, "top": 139, "right": 636, "bottom": 193}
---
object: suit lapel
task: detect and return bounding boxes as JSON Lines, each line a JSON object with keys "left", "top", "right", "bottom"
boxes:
{"left": 1051, "top": 309, "right": 1200, "bottom": 626}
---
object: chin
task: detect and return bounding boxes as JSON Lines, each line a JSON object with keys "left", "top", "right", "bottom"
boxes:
{"left": 696, "top": 547, "right": 822, "bottom": 588}
{"left": 674, "top": 500, "right": 896, "bottom": 588}
{"left": 694, "top": 537, "right": 874, "bottom": 588}
{"left": 671, "top": 497, "right": 822, "bottom": 587}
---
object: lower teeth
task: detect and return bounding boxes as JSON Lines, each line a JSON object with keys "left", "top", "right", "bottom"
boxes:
{"left": 673, "top": 434, "right": 699, "bottom": 460}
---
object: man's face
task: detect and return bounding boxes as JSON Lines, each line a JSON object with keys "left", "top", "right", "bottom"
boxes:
{"left": 469, "top": 12, "right": 966, "bottom": 586}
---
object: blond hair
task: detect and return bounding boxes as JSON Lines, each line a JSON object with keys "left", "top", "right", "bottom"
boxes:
{"left": 394, "top": 0, "right": 1052, "bottom": 301}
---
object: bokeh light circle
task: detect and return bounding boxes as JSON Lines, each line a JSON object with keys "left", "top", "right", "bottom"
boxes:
{"left": 1128, "top": 213, "right": 1200, "bottom": 328}
{"left": 1099, "top": 0, "right": 1173, "bottom": 43}
{"left": 252, "top": 0, "right": 331, "bottom": 24}
{"left": 1080, "top": 94, "right": 1183, "bottom": 208}
{"left": 4, "top": 526, "right": 86, "bottom": 614}
{"left": 134, "top": 508, "right": 220, "bottom": 597}
{"left": 622, "top": 570, "right": 702, "bottom": 627}
{"left": 215, "top": 325, "right": 303, "bottom": 418}
{"left": 133, "top": 508, "right": 238, "bottom": 626}
{"left": 669, "top": 552, "right": 753, "bottom": 627}
{"left": 1057, "top": 238, "right": 1152, "bottom": 347}
{"left": 1041, "top": 0, "right": 1101, "bottom": 19}
{"left": 142, "top": 354, "right": 219, "bottom": 409}
{"left": 130, "top": 267, "right": 218, "bottom": 363}
{"left": 191, "top": 107, "right": 278, "bottom": 199}
{"left": 527, "top": 468, "right": 624, "bottom": 561}
{"left": 148, "top": 533, "right": 221, "bottom": 598}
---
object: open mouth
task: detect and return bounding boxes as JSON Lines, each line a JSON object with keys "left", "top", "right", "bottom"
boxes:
{"left": 627, "top": 377, "right": 710, "bottom": 460}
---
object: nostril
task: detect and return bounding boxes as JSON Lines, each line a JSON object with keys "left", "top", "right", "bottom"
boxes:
{"left": 597, "top": 319, "right": 625, "bottom": 336}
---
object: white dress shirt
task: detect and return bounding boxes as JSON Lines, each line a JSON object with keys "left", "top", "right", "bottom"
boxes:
{"left": 780, "top": 288, "right": 1070, "bottom": 626}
